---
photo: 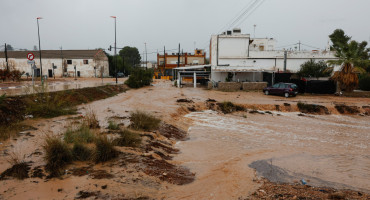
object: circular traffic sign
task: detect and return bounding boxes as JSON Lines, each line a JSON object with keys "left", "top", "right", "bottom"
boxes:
{"left": 27, "top": 53, "right": 35, "bottom": 61}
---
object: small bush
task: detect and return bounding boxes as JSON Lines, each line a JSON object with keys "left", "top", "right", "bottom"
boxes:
{"left": 72, "top": 143, "right": 92, "bottom": 161}
{"left": 107, "top": 121, "right": 120, "bottom": 130}
{"left": 125, "top": 68, "right": 154, "bottom": 88}
{"left": 64, "top": 124, "right": 96, "bottom": 144}
{"left": 0, "top": 151, "right": 30, "bottom": 180}
{"left": 43, "top": 136, "right": 73, "bottom": 177}
{"left": 84, "top": 108, "right": 100, "bottom": 129}
{"left": 93, "top": 136, "right": 118, "bottom": 163}
{"left": 359, "top": 74, "right": 370, "bottom": 91}
{"left": 113, "top": 129, "right": 141, "bottom": 147}
{"left": 130, "top": 110, "right": 161, "bottom": 131}
{"left": 217, "top": 101, "right": 245, "bottom": 114}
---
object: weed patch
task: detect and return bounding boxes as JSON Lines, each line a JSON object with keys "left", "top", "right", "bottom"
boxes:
{"left": 0, "top": 162, "right": 30, "bottom": 180}
{"left": 107, "top": 120, "right": 120, "bottom": 130}
{"left": 43, "top": 136, "right": 73, "bottom": 177}
{"left": 113, "top": 129, "right": 141, "bottom": 147}
{"left": 93, "top": 136, "right": 118, "bottom": 163}
{"left": 217, "top": 101, "right": 245, "bottom": 114}
{"left": 72, "top": 143, "right": 92, "bottom": 161}
{"left": 64, "top": 124, "right": 96, "bottom": 144}
{"left": 130, "top": 110, "right": 161, "bottom": 131}
{"left": 84, "top": 108, "right": 100, "bottom": 129}
{"left": 334, "top": 104, "right": 360, "bottom": 114}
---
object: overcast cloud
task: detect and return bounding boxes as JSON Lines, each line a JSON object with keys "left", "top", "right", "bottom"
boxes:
{"left": 1, "top": 0, "right": 369, "bottom": 61}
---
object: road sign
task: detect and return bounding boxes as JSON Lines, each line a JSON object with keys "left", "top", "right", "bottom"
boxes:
{"left": 27, "top": 53, "right": 35, "bottom": 61}
{"left": 27, "top": 60, "right": 35, "bottom": 65}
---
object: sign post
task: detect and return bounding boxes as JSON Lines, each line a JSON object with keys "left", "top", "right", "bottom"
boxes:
{"left": 27, "top": 53, "right": 35, "bottom": 86}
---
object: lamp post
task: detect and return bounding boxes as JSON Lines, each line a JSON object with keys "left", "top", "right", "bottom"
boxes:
{"left": 110, "top": 16, "right": 117, "bottom": 84}
{"left": 37, "top": 17, "right": 43, "bottom": 83}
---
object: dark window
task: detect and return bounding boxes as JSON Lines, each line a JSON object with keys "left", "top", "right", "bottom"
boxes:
{"left": 272, "top": 83, "right": 280, "bottom": 88}
{"left": 83, "top": 60, "right": 88, "bottom": 64}
{"left": 279, "top": 84, "right": 286, "bottom": 89}
{"left": 67, "top": 60, "right": 72, "bottom": 64}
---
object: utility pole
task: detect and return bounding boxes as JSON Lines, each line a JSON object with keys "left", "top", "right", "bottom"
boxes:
{"left": 283, "top": 50, "right": 287, "bottom": 72}
{"left": 163, "top": 46, "right": 166, "bottom": 76}
{"left": 37, "top": 17, "right": 43, "bottom": 83}
{"left": 253, "top": 24, "right": 256, "bottom": 38}
{"left": 178, "top": 43, "right": 180, "bottom": 68}
{"left": 298, "top": 41, "right": 301, "bottom": 51}
{"left": 144, "top": 42, "right": 147, "bottom": 70}
{"left": 110, "top": 16, "right": 117, "bottom": 84}
{"left": 4, "top": 43, "right": 9, "bottom": 71}
{"left": 60, "top": 46, "right": 63, "bottom": 77}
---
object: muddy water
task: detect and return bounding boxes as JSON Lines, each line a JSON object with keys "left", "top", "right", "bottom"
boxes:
{"left": 167, "top": 110, "right": 370, "bottom": 198}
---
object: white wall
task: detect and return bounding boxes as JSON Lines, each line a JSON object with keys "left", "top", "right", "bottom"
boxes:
{"left": 0, "top": 58, "right": 109, "bottom": 78}
{"left": 211, "top": 71, "right": 263, "bottom": 82}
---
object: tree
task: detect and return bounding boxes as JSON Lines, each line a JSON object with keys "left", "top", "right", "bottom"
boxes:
{"left": 119, "top": 46, "right": 141, "bottom": 71}
{"left": 297, "top": 59, "right": 332, "bottom": 79}
{"left": 328, "top": 29, "right": 370, "bottom": 92}
{"left": 125, "top": 68, "right": 153, "bottom": 88}
{"left": 6, "top": 44, "right": 14, "bottom": 51}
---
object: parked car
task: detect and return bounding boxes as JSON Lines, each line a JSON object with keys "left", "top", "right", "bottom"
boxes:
{"left": 117, "top": 72, "right": 125, "bottom": 78}
{"left": 263, "top": 82, "right": 298, "bottom": 98}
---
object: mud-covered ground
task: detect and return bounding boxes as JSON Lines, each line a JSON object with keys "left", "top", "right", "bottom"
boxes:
{"left": 0, "top": 80, "right": 369, "bottom": 199}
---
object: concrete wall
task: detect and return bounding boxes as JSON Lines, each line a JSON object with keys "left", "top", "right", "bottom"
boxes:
{"left": 0, "top": 58, "right": 109, "bottom": 78}
{"left": 211, "top": 71, "right": 263, "bottom": 82}
{"left": 242, "top": 82, "right": 267, "bottom": 90}
{"left": 217, "top": 82, "right": 242, "bottom": 91}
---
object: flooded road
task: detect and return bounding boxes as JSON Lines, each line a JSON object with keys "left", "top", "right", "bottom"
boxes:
{"left": 0, "top": 78, "right": 126, "bottom": 96}
{"left": 167, "top": 110, "right": 370, "bottom": 199}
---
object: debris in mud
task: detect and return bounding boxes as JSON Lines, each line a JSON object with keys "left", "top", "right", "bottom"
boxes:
{"left": 71, "top": 167, "right": 114, "bottom": 179}
{"left": 187, "top": 106, "right": 197, "bottom": 112}
{"left": 249, "top": 110, "right": 265, "bottom": 114}
{"left": 176, "top": 98, "right": 194, "bottom": 103}
{"left": 335, "top": 104, "right": 360, "bottom": 114}
{"left": 0, "top": 162, "right": 31, "bottom": 180}
{"left": 142, "top": 158, "right": 195, "bottom": 185}
{"left": 206, "top": 98, "right": 217, "bottom": 102}
{"left": 246, "top": 179, "right": 369, "bottom": 200}
{"left": 297, "top": 102, "right": 330, "bottom": 114}
{"left": 275, "top": 105, "right": 281, "bottom": 111}
{"left": 158, "top": 123, "right": 187, "bottom": 141}
{"left": 76, "top": 190, "right": 99, "bottom": 199}
{"left": 284, "top": 103, "right": 291, "bottom": 107}
{"left": 31, "top": 166, "right": 45, "bottom": 178}
{"left": 362, "top": 106, "right": 370, "bottom": 115}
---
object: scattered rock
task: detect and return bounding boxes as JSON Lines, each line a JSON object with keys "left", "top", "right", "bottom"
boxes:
{"left": 284, "top": 103, "right": 291, "bottom": 106}
{"left": 176, "top": 98, "right": 194, "bottom": 103}
{"left": 206, "top": 98, "right": 217, "bottom": 102}
{"left": 58, "top": 188, "right": 63, "bottom": 192}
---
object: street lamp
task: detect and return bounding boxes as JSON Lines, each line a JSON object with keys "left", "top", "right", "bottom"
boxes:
{"left": 110, "top": 16, "right": 117, "bottom": 84}
{"left": 37, "top": 17, "right": 43, "bottom": 83}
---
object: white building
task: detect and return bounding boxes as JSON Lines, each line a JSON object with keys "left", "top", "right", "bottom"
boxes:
{"left": 0, "top": 50, "right": 109, "bottom": 78}
{"left": 209, "top": 28, "right": 338, "bottom": 82}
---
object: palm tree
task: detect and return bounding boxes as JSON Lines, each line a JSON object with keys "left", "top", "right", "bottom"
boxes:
{"left": 328, "top": 37, "right": 370, "bottom": 92}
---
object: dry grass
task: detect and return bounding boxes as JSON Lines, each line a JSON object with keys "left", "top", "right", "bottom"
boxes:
{"left": 130, "top": 110, "right": 161, "bottom": 131}
{"left": 107, "top": 120, "right": 120, "bottom": 130}
{"left": 93, "top": 136, "right": 118, "bottom": 163}
{"left": 0, "top": 151, "right": 30, "bottom": 180}
{"left": 43, "top": 136, "right": 73, "bottom": 177}
{"left": 113, "top": 129, "right": 141, "bottom": 147}
{"left": 84, "top": 108, "right": 100, "bottom": 129}
{"left": 64, "top": 123, "right": 96, "bottom": 144}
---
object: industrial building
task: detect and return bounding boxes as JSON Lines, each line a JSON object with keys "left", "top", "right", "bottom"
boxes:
{"left": 0, "top": 49, "right": 109, "bottom": 78}
{"left": 209, "top": 28, "right": 338, "bottom": 83}
{"left": 157, "top": 49, "right": 206, "bottom": 77}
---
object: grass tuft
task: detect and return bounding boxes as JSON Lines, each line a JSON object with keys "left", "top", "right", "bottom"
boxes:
{"left": 93, "top": 136, "right": 118, "bottom": 163}
{"left": 130, "top": 110, "right": 161, "bottom": 131}
{"left": 217, "top": 101, "right": 245, "bottom": 114}
{"left": 107, "top": 121, "right": 120, "bottom": 130}
{"left": 72, "top": 143, "right": 92, "bottom": 161}
{"left": 84, "top": 108, "right": 100, "bottom": 129}
{"left": 113, "top": 129, "right": 141, "bottom": 147}
{"left": 64, "top": 123, "right": 96, "bottom": 144}
{"left": 43, "top": 136, "right": 73, "bottom": 177}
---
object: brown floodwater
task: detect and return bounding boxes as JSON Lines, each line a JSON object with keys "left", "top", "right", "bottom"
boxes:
{"left": 166, "top": 110, "right": 370, "bottom": 199}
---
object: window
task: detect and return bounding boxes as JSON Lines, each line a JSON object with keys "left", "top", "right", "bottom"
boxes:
{"left": 67, "top": 60, "right": 72, "bottom": 64}
{"left": 83, "top": 60, "right": 88, "bottom": 64}
{"left": 272, "top": 83, "right": 280, "bottom": 88}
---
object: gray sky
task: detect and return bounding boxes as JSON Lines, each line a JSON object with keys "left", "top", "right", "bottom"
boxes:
{"left": 1, "top": 0, "right": 369, "bottom": 61}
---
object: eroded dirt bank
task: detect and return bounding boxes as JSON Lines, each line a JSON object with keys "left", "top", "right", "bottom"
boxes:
{"left": 1, "top": 80, "right": 369, "bottom": 199}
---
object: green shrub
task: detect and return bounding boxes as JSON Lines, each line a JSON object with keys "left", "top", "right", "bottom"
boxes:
{"left": 113, "top": 129, "right": 141, "bottom": 147}
{"left": 64, "top": 124, "right": 95, "bottom": 144}
{"left": 217, "top": 101, "right": 245, "bottom": 114}
{"left": 125, "top": 68, "right": 154, "bottom": 88}
{"left": 93, "top": 136, "right": 118, "bottom": 163}
{"left": 107, "top": 121, "right": 120, "bottom": 130}
{"left": 43, "top": 136, "right": 73, "bottom": 177}
{"left": 359, "top": 74, "right": 370, "bottom": 91}
{"left": 72, "top": 143, "right": 92, "bottom": 161}
{"left": 130, "top": 110, "right": 161, "bottom": 131}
